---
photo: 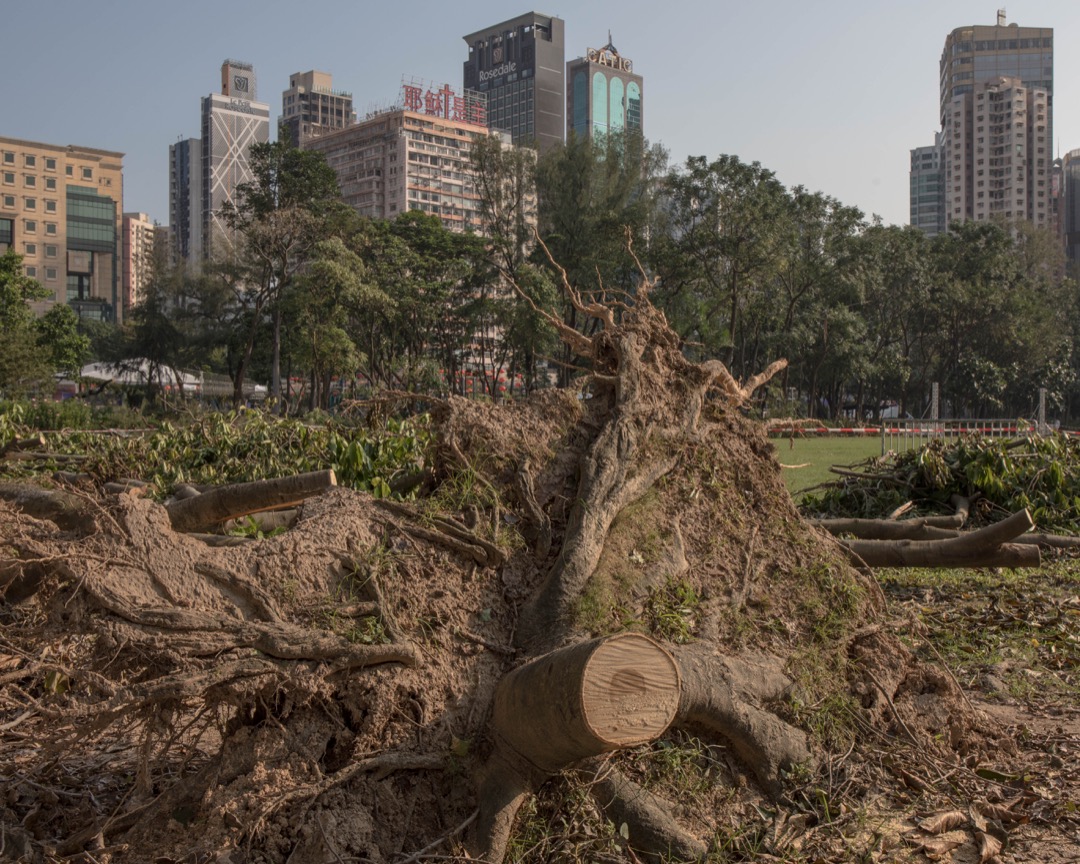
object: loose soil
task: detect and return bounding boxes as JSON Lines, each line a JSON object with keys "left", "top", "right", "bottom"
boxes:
{"left": 2, "top": 293, "right": 1079, "bottom": 863}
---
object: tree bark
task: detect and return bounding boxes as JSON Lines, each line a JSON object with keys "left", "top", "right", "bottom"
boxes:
{"left": 838, "top": 509, "right": 1040, "bottom": 568}
{"left": 165, "top": 470, "right": 336, "bottom": 533}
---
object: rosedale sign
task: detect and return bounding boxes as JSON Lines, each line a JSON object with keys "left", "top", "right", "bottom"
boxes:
{"left": 479, "top": 62, "right": 517, "bottom": 82}
{"left": 587, "top": 47, "right": 633, "bottom": 73}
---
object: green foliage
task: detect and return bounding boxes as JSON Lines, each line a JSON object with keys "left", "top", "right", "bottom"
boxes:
{"left": 0, "top": 403, "right": 431, "bottom": 496}
{"left": 36, "top": 304, "right": 90, "bottom": 378}
{"left": 0, "top": 249, "right": 53, "bottom": 397}
{"left": 802, "top": 432, "right": 1080, "bottom": 531}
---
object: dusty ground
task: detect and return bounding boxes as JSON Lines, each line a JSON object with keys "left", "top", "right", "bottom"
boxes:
{"left": 1, "top": 383, "right": 1078, "bottom": 863}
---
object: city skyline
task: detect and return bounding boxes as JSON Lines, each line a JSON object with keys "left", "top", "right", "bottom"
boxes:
{"left": 4, "top": 0, "right": 1080, "bottom": 229}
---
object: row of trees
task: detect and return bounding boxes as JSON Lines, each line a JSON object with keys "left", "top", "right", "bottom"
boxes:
{"left": 4, "top": 127, "right": 1077, "bottom": 420}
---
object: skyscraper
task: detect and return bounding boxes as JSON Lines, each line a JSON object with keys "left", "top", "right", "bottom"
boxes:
{"left": 168, "top": 137, "right": 202, "bottom": 266}
{"left": 281, "top": 70, "right": 356, "bottom": 147}
{"left": 566, "top": 37, "right": 643, "bottom": 140}
{"left": 462, "top": 12, "right": 565, "bottom": 152}
{"left": 169, "top": 62, "right": 270, "bottom": 266}
{"left": 1062, "top": 150, "right": 1080, "bottom": 267}
{"left": 937, "top": 14, "right": 1053, "bottom": 229}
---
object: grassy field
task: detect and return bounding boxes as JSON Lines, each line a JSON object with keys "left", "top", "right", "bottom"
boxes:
{"left": 770, "top": 433, "right": 885, "bottom": 500}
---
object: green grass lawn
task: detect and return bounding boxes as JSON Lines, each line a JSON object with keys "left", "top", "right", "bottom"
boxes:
{"left": 770, "top": 434, "right": 885, "bottom": 500}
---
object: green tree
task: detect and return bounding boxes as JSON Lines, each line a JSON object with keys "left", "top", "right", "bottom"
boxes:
{"left": 470, "top": 134, "right": 558, "bottom": 396}
{"left": 536, "top": 131, "right": 667, "bottom": 384}
{"left": 0, "top": 249, "right": 52, "bottom": 396}
{"left": 221, "top": 134, "right": 343, "bottom": 407}
{"left": 653, "top": 155, "right": 789, "bottom": 379}
{"left": 36, "top": 304, "right": 90, "bottom": 380}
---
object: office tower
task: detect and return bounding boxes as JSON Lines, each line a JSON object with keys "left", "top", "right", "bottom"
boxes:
{"left": 910, "top": 135, "right": 945, "bottom": 237}
{"left": 168, "top": 137, "right": 202, "bottom": 266}
{"left": 200, "top": 60, "right": 270, "bottom": 258}
{"left": 122, "top": 212, "right": 156, "bottom": 311}
{"left": 938, "top": 14, "right": 1053, "bottom": 228}
{"left": 282, "top": 70, "right": 356, "bottom": 147}
{"left": 304, "top": 80, "right": 526, "bottom": 235}
{"left": 1062, "top": 150, "right": 1080, "bottom": 268}
{"left": 566, "top": 37, "right": 643, "bottom": 140}
{"left": 462, "top": 12, "right": 565, "bottom": 152}
{"left": 0, "top": 136, "right": 125, "bottom": 323}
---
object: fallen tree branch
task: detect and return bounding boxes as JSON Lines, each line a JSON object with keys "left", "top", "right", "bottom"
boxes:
{"left": 837, "top": 509, "right": 1040, "bottom": 568}
{"left": 166, "top": 470, "right": 336, "bottom": 532}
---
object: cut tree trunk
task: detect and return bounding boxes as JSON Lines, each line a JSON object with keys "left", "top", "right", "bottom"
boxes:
{"left": 165, "top": 470, "right": 336, "bottom": 533}
{"left": 838, "top": 509, "right": 1040, "bottom": 568}
{"left": 492, "top": 632, "right": 680, "bottom": 774}
{"left": 471, "top": 633, "right": 681, "bottom": 862}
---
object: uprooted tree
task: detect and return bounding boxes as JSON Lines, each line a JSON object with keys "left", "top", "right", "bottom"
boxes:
{"left": 1, "top": 243, "right": 1007, "bottom": 863}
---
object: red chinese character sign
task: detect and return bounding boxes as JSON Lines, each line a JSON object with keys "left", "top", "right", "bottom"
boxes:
{"left": 399, "top": 77, "right": 487, "bottom": 127}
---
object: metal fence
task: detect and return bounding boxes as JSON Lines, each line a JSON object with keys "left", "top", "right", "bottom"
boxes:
{"left": 880, "top": 419, "right": 1041, "bottom": 455}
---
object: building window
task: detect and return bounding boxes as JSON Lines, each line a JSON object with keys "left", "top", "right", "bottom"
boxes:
{"left": 82, "top": 167, "right": 93, "bottom": 181}
{"left": 45, "top": 200, "right": 56, "bottom": 213}
{"left": 25, "top": 265, "right": 36, "bottom": 278}
{"left": 45, "top": 177, "right": 56, "bottom": 191}
{"left": 24, "top": 243, "right": 36, "bottom": 255}
{"left": 2, "top": 172, "right": 13, "bottom": 185}
{"left": 24, "top": 155, "right": 36, "bottom": 168}
{"left": 24, "top": 220, "right": 36, "bottom": 233}
{"left": 2, "top": 152, "right": 13, "bottom": 164}
{"left": 65, "top": 165, "right": 73, "bottom": 177}
{"left": 24, "top": 175, "right": 36, "bottom": 188}
{"left": 45, "top": 244, "right": 57, "bottom": 257}
{"left": 24, "top": 197, "right": 35, "bottom": 210}
{"left": 44, "top": 157, "right": 56, "bottom": 171}
{"left": 2, "top": 194, "right": 13, "bottom": 208}
{"left": 46, "top": 267, "right": 57, "bottom": 281}
{"left": 45, "top": 222, "right": 57, "bottom": 235}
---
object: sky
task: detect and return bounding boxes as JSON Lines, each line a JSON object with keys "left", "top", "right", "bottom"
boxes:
{"left": 3, "top": 0, "right": 1079, "bottom": 227}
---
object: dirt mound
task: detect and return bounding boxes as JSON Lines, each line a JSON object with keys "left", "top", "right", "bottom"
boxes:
{"left": 0, "top": 287, "right": 1004, "bottom": 863}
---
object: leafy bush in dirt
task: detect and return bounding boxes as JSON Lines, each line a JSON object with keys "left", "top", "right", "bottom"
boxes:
{"left": 801, "top": 433, "right": 1080, "bottom": 531}
{"left": 0, "top": 404, "right": 430, "bottom": 497}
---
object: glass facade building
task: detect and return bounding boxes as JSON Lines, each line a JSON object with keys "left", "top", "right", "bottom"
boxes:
{"left": 910, "top": 137, "right": 944, "bottom": 237}
{"left": 567, "top": 41, "right": 643, "bottom": 140}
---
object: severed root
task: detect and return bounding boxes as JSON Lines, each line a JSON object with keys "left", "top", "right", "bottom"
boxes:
{"left": 467, "top": 750, "right": 534, "bottom": 863}
{"left": 673, "top": 647, "right": 811, "bottom": 797}
{"left": 581, "top": 759, "right": 708, "bottom": 862}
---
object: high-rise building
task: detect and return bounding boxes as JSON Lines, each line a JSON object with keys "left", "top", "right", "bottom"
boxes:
{"left": 168, "top": 137, "right": 202, "bottom": 266}
{"left": 937, "top": 14, "right": 1053, "bottom": 229}
{"left": 462, "top": 12, "right": 565, "bottom": 152}
{"left": 566, "top": 37, "right": 643, "bottom": 140}
{"left": 304, "top": 80, "right": 517, "bottom": 235}
{"left": 1062, "top": 150, "right": 1080, "bottom": 268}
{"left": 122, "top": 212, "right": 156, "bottom": 310}
{"left": 169, "top": 61, "right": 270, "bottom": 266}
{"left": 0, "top": 136, "right": 124, "bottom": 323}
{"left": 910, "top": 135, "right": 945, "bottom": 237}
{"left": 282, "top": 70, "right": 356, "bottom": 147}
{"left": 200, "top": 61, "right": 271, "bottom": 258}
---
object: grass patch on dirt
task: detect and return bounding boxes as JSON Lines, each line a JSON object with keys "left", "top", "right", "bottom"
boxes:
{"left": 772, "top": 435, "right": 883, "bottom": 501}
{"left": 880, "top": 561, "right": 1080, "bottom": 704}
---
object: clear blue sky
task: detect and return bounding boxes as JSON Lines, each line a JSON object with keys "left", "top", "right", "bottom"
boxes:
{"left": 3, "top": 0, "right": 1078, "bottom": 227}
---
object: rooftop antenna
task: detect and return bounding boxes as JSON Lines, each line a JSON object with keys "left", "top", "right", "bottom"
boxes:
{"left": 997, "top": 8, "right": 1006, "bottom": 26}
